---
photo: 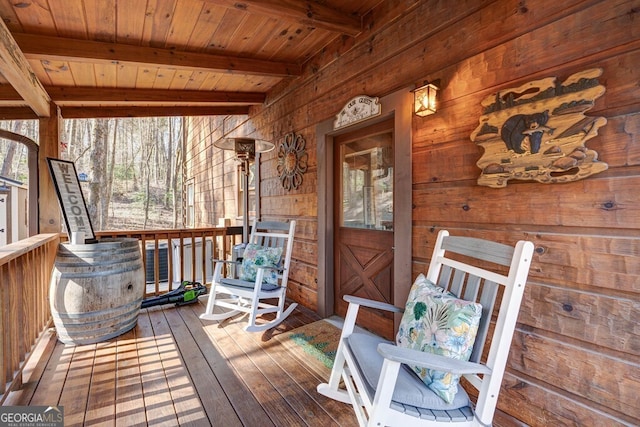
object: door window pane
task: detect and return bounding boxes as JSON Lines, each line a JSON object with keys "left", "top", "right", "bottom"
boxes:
{"left": 341, "top": 133, "right": 393, "bottom": 230}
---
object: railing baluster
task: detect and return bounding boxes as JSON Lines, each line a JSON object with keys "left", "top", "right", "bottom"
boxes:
{"left": 0, "top": 233, "right": 59, "bottom": 403}
{"left": 167, "top": 232, "right": 174, "bottom": 294}
{"left": 94, "top": 227, "right": 234, "bottom": 298}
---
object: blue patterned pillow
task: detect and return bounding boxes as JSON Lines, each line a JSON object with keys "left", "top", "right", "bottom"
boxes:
{"left": 239, "top": 244, "right": 283, "bottom": 286}
{"left": 396, "top": 274, "right": 482, "bottom": 404}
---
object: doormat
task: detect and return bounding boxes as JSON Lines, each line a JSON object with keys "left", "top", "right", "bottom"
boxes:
{"left": 278, "top": 320, "right": 341, "bottom": 370}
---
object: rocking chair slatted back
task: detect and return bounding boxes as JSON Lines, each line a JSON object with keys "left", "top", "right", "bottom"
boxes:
{"left": 426, "top": 235, "right": 518, "bottom": 365}
{"left": 251, "top": 221, "right": 291, "bottom": 249}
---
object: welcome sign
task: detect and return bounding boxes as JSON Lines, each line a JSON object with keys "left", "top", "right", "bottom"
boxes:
{"left": 47, "top": 158, "right": 96, "bottom": 242}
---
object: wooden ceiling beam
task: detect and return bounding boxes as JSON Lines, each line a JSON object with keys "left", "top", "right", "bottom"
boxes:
{"left": 0, "top": 105, "right": 251, "bottom": 119}
{"left": 14, "top": 34, "right": 302, "bottom": 77}
{"left": 0, "top": 107, "right": 37, "bottom": 120}
{"left": 0, "top": 85, "right": 24, "bottom": 104}
{"left": 60, "top": 105, "right": 250, "bottom": 119}
{"left": 211, "top": 0, "right": 362, "bottom": 36}
{"left": 0, "top": 20, "right": 50, "bottom": 117}
{"left": 45, "top": 87, "right": 266, "bottom": 105}
{"left": 0, "top": 85, "right": 265, "bottom": 105}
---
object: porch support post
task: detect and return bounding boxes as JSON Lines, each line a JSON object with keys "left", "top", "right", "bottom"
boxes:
{"left": 38, "top": 102, "right": 62, "bottom": 233}
{"left": 27, "top": 137, "right": 38, "bottom": 236}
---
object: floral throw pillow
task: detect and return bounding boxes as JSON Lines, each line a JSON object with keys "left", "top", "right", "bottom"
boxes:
{"left": 239, "top": 244, "right": 283, "bottom": 286}
{"left": 396, "top": 274, "right": 482, "bottom": 403}
{"left": 411, "top": 273, "right": 448, "bottom": 295}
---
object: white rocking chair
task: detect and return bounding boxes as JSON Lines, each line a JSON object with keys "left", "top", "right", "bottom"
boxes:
{"left": 318, "top": 230, "right": 534, "bottom": 426}
{"left": 200, "top": 220, "right": 297, "bottom": 332}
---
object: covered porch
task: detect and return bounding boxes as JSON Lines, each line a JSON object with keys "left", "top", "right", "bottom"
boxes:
{"left": 0, "top": 0, "right": 638, "bottom": 426}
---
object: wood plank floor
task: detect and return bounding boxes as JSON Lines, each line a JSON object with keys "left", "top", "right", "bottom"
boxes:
{"left": 6, "top": 300, "right": 358, "bottom": 426}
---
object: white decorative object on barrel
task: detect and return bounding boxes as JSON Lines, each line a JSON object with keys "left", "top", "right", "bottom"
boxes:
{"left": 49, "top": 238, "right": 145, "bottom": 345}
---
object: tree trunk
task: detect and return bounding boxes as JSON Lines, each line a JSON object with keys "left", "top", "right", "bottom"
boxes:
{"left": 172, "top": 118, "right": 183, "bottom": 228}
{"left": 103, "top": 119, "right": 117, "bottom": 228}
{"left": 165, "top": 118, "right": 174, "bottom": 208}
{"left": 142, "top": 119, "right": 154, "bottom": 229}
{"left": 88, "top": 119, "right": 108, "bottom": 230}
{"left": 143, "top": 145, "right": 153, "bottom": 229}
{"left": 131, "top": 121, "right": 139, "bottom": 192}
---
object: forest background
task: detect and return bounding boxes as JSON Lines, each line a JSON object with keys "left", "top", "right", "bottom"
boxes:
{"left": 0, "top": 117, "right": 184, "bottom": 232}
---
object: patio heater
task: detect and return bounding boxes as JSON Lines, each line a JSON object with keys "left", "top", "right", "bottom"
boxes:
{"left": 213, "top": 138, "right": 275, "bottom": 243}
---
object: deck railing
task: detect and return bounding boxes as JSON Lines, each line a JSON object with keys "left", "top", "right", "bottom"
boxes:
{"left": 0, "top": 226, "right": 244, "bottom": 402}
{"left": 96, "top": 227, "right": 234, "bottom": 297}
{"left": 0, "top": 233, "right": 60, "bottom": 403}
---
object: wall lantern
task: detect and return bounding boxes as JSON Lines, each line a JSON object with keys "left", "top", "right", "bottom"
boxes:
{"left": 213, "top": 137, "right": 275, "bottom": 242}
{"left": 412, "top": 81, "right": 439, "bottom": 116}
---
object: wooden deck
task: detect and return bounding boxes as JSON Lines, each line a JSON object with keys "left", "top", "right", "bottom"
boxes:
{"left": 5, "top": 300, "right": 357, "bottom": 426}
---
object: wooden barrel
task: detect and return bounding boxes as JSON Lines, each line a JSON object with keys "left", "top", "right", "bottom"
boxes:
{"left": 50, "top": 238, "right": 145, "bottom": 345}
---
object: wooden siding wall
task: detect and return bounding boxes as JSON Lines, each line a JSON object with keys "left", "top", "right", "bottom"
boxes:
{"left": 185, "top": 116, "right": 228, "bottom": 226}
{"left": 185, "top": 112, "right": 320, "bottom": 309}
{"left": 185, "top": 0, "right": 639, "bottom": 425}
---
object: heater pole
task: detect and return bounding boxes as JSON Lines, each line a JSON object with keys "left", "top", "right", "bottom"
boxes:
{"left": 242, "top": 159, "right": 250, "bottom": 243}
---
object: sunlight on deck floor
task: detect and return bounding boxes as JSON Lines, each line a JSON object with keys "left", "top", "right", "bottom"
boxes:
{"left": 6, "top": 300, "right": 357, "bottom": 427}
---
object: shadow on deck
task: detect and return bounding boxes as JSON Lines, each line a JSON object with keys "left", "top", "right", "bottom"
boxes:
{"left": 5, "top": 300, "right": 357, "bottom": 426}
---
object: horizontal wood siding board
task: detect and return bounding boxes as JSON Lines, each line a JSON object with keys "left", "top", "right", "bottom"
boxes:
{"left": 289, "top": 239, "right": 317, "bottom": 268}
{"left": 286, "top": 282, "right": 318, "bottom": 311}
{"left": 498, "top": 373, "right": 633, "bottom": 426}
{"left": 260, "top": 194, "right": 317, "bottom": 217}
{"left": 509, "top": 328, "right": 638, "bottom": 416}
{"left": 412, "top": 176, "right": 640, "bottom": 230}
{"left": 519, "top": 284, "right": 639, "bottom": 355}
{"left": 413, "top": 227, "right": 640, "bottom": 294}
{"left": 289, "top": 261, "right": 318, "bottom": 292}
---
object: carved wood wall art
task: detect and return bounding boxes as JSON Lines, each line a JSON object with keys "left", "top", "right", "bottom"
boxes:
{"left": 277, "top": 132, "right": 308, "bottom": 191}
{"left": 471, "top": 68, "right": 608, "bottom": 188}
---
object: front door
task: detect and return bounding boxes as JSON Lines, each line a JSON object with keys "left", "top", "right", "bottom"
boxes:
{"left": 334, "top": 119, "right": 395, "bottom": 339}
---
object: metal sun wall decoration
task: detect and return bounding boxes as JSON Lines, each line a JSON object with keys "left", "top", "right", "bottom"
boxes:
{"left": 277, "top": 132, "right": 308, "bottom": 191}
{"left": 471, "top": 68, "right": 608, "bottom": 188}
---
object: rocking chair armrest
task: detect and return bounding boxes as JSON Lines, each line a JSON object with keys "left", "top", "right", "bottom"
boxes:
{"left": 212, "top": 259, "right": 241, "bottom": 265}
{"left": 343, "top": 295, "right": 404, "bottom": 314}
{"left": 256, "top": 264, "right": 285, "bottom": 274}
{"left": 377, "top": 343, "right": 492, "bottom": 376}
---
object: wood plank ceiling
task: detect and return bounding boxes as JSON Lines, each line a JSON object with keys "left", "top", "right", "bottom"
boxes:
{"left": 0, "top": 0, "right": 380, "bottom": 119}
